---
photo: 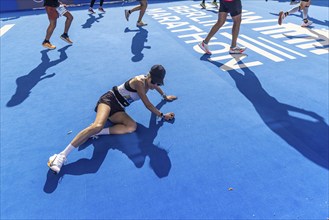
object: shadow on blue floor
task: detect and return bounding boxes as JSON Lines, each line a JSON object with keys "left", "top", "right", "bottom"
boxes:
{"left": 125, "top": 27, "right": 151, "bottom": 62}
{"left": 81, "top": 13, "right": 105, "bottom": 29}
{"left": 201, "top": 54, "right": 329, "bottom": 170}
{"left": 6, "top": 45, "right": 72, "bottom": 107}
{"left": 43, "top": 100, "right": 173, "bottom": 194}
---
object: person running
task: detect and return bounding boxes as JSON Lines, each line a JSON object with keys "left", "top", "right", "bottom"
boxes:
{"left": 278, "top": 0, "right": 313, "bottom": 27}
{"left": 200, "top": 0, "right": 218, "bottom": 9}
{"left": 42, "top": 0, "right": 74, "bottom": 50}
{"left": 198, "top": 0, "right": 246, "bottom": 55}
{"left": 88, "top": 0, "right": 105, "bottom": 14}
{"left": 47, "top": 64, "right": 177, "bottom": 174}
{"left": 124, "top": 0, "right": 148, "bottom": 27}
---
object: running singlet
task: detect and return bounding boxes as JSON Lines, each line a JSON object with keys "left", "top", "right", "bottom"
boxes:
{"left": 44, "top": 0, "right": 60, "bottom": 7}
{"left": 116, "top": 75, "right": 144, "bottom": 105}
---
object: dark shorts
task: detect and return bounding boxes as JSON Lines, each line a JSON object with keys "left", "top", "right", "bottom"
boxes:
{"left": 45, "top": 6, "right": 59, "bottom": 20}
{"left": 94, "top": 90, "right": 125, "bottom": 118}
{"left": 219, "top": 0, "right": 242, "bottom": 17}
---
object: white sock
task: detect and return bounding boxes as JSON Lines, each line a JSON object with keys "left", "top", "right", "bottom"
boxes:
{"left": 95, "top": 127, "right": 110, "bottom": 136}
{"left": 60, "top": 144, "right": 75, "bottom": 157}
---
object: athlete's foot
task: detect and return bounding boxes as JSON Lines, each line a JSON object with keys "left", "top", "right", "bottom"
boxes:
{"left": 42, "top": 41, "right": 56, "bottom": 50}
{"left": 47, "top": 153, "right": 66, "bottom": 174}
{"left": 278, "top": 11, "right": 285, "bottom": 25}
{"left": 60, "top": 33, "right": 73, "bottom": 44}
{"left": 98, "top": 7, "right": 105, "bottom": 13}
{"left": 211, "top": 1, "right": 218, "bottom": 7}
{"left": 301, "top": 20, "right": 313, "bottom": 27}
{"left": 88, "top": 7, "right": 95, "bottom": 14}
{"left": 200, "top": 2, "right": 206, "bottom": 9}
{"left": 198, "top": 41, "right": 212, "bottom": 55}
{"left": 136, "top": 21, "right": 147, "bottom": 27}
{"left": 229, "top": 46, "right": 246, "bottom": 54}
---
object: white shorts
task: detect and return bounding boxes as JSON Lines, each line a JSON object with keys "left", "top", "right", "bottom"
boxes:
{"left": 56, "top": 5, "right": 68, "bottom": 16}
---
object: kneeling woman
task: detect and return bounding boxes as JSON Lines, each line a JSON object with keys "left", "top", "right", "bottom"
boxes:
{"left": 48, "top": 64, "right": 177, "bottom": 173}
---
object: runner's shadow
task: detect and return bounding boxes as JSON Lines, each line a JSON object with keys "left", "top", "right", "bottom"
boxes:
{"left": 43, "top": 100, "right": 173, "bottom": 193}
{"left": 125, "top": 27, "right": 151, "bottom": 62}
{"left": 201, "top": 55, "right": 329, "bottom": 170}
{"left": 81, "top": 13, "right": 104, "bottom": 29}
{"left": 6, "top": 45, "right": 71, "bottom": 107}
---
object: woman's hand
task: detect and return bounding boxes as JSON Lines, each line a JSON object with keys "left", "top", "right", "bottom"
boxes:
{"left": 163, "top": 112, "right": 175, "bottom": 120}
{"left": 164, "top": 95, "right": 177, "bottom": 102}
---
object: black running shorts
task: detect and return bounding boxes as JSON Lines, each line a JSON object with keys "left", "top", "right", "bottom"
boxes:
{"left": 219, "top": 0, "right": 242, "bottom": 17}
{"left": 94, "top": 90, "right": 125, "bottom": 117}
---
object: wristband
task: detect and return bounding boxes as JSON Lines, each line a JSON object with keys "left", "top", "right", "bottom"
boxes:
{"left": 159, "top": 112, "right": 164, "bottom": 118}
{"left": 162, "top": 94, "right": 166, "bottom": 99}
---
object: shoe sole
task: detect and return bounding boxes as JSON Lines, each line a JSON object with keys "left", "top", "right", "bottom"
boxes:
{"left": 278, "top": 11, "right": 284, "bottom": 25}
{"left": 47, "top": 157, "right": 59, "bottom": 174}
{"left": 42, "top": 44, "right": 56, "bottom": 50}
{"left": 60, "top": 36, "right": 73, "bottom": 44}
{"left": 136, "top": 24, "right": 147, "bottom": 27}
{"left": 229, "top": 49, "right": 246, "bottom": 54}
{"left": 198, "top": 43, "right": 212, "bottom": 55}
{"left": 301, "top": 22, "right": 313, "bottom": 27}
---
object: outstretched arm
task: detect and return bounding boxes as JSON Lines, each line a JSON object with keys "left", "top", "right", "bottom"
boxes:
{"left": 155, "top": 86, "right": 177, "bottom": 102}
{"left": 135, "top": 81, "right": 175, "bottom": 120}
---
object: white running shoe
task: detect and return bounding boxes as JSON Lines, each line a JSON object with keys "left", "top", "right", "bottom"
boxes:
{"left": 301, "top": 20, "right": 313, "bottom": 27}
{"left": 198, "top": 41, "right": 212, "bottom": 55}
{"left": 125, "top": 9, "right": 130, "bottom": 21}
{"left": 229, "top": 46, "right": 246, "bottom": 54}
{"left": 48, "top": 154, "right": 66, "bottom": 174}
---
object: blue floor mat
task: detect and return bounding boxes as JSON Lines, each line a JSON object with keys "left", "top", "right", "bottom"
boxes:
{"left": 1, "top": 0, "right": 328, "bottom": 219}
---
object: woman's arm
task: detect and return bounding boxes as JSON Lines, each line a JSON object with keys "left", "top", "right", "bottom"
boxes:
{"left": 155, "top": 85, "right": 177, "bottom": 101}
{"left": 134, "top": 81, "right": 175, "bottom": 120}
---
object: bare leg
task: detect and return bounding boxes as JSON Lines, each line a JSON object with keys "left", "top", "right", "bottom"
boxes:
{"left": 230, "top": 13, "right": 242, "bottom": 48}
{"left": 63, "top": 11, "right": 73, "bottom": 34}
{"left": 137, "top": 0, "right": 147, "bottom": 23}
{"left": 70, "top": 103, "right": 110, "bottom": 147}
{"left": 204, "top": 12, "right": 227, "bottom": 44}
{"left": 45, "top": 19, "right": 57, "bottom": 41}
{"left": 108, "top": 112, "right": 137, "bottom": 134}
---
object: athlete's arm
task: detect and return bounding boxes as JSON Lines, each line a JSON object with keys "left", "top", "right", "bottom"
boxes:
{"left": 134, "top": 80, "right": 162, "bottom": 117}
{"left": 155, "top": 86, "right": 178, "bottom": 102}
{"left": 133, "top": 80, "right": 175, "bottom": 120}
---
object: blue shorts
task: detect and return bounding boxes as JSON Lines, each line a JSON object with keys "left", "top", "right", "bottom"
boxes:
{"left": 219, "top": 0, "right": 242, "bottom": 17}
